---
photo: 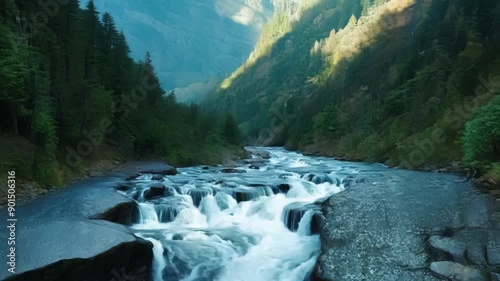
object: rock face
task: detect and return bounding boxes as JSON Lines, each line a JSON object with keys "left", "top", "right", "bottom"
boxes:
{"left": 90, "top": 0, "right": 275, "bottom": 101}
{"left": 0, "top": 162, "right": 175, "bottom": 281}
{"left": 313, "top": 169, "right": 500, "bottom": 281}
{"left": 3, "top": 221, "right": 153, "bottom": 281}
{"left": 428, "top": 236, "right": 466, "bottom": 263}
{"left": 429, "top": 261, "right": 486, "bottom": 281}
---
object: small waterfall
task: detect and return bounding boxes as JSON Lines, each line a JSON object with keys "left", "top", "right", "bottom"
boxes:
{"left": 138, "top": 203, "right": 159, "bottom": 224}
{"left": 143, "top": 237, "right": 166, "bottom": 281}
{"left": 155, "top": 205, "right": 178, "bottom": 223}
{"left": 297, "top": 210, "right": 315, "bottom": 236}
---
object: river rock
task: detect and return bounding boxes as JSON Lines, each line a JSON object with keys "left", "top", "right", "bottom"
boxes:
{"left": 303, "top": 173, "right": 334, "bottom": 184}
{"left": 487, "top": 241, "right": 500, "bottom": 266}
{"left": 251, "top": 150, "right": 271, "bottom": 159}
{"left": 1, "top": 220, "right": 153, "bottom": 281}
{"left": 429, "top": 261, "right": 486, "bottom": 281}
{"left": 90, "top": 201, "right": 139, "bottom": 225}
{"left": 313, "top": 170, "right": 500, "bottom": 281}
{"left": 144, "top": 185, "right": 166, "bottom": 200}
{"left": 219, "top": 168, "right": 247, "bottom": 174}
{"left": 491, "top": 272, "right": 500, "bottom": 281}
{"left": 275, "top": 183, "right": 291, "bottom": 194}
{"left": 428, "top": 236, "right": 466, "bottom": 263}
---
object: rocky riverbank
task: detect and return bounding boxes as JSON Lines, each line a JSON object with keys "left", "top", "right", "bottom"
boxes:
{"left": 0, "top": 161, "right": 179, "bottom": 281}
{"left": 312, "top": 168, "right": 500, "bottom": 281}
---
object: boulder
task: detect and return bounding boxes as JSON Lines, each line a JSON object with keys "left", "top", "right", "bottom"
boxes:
{"left": 429, "top": 261, "right": 486, "bottom": 281}
{"left": 487, "top": 242, "right": 500, "bottom": 266}
{"left": 491, "top": 272, "right": 500, "bottom": 281}
{"left": 219, "top": 168, "right": 247, "bottom": 174}
{"left": 276, "top": 183, "right": 291, "bottom": 194}
{"left": 303, "top": 173, "right": 334, "bottom": 184}
{"left": 313, "top": 170, "right": 500, "bottom": 281}
{"left": 428, "top": 236, "right": 466, "bottom": 263}
{"left": 115, "top": 184, "right": 133, "bottom": 192}
{"left": 143, "top": 185, "right": 166, "bottom": 200}
{"left": 252, "top": 150, "right": 271, "bottom": 159}
{"left": 90, "top": 202, "right": 139, "bottom": 225}
{"left": 139, "top": 168, "right": 178, "bottom": 176}
{"left": 1, "top": 220, "right": 153, "bottom": 281}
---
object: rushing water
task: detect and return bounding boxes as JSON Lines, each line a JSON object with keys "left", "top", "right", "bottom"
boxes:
{"left": 119, "top": 147, "right": 386, "bottom": 281}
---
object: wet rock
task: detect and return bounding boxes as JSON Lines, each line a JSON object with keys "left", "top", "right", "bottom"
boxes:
{"left": 487, "top": 242, "right": 500, "bottom": 266}
{"left": 342, "top": 176, "right": 356, "bottom": 188}
{"left": 125, "top": 173, "right": 141, "bottom": 181}
{"left": 151, "top": 173, "right": 165, "bottom": 180}
{"left": 252, "top": 150, "right": 271, "bottom": 159}
{"left": 202, "top": 166, "right": 210, "bottom": 170}
{"left": 249, "top": 162, "right": 266, "bottom": 169}
{"left": 219, "top": 168, "right": 247, "bottom": 174}
{"left": 139, "top": 168, "right": 178, "bottom": 176}
{"left": 491, "top": 272, "right": 500, "bottom": 281}
{"left": 466, "top": 242, "right": 488, "bottom": 266}
{"left": 303, "top": 173, "right": 334, "bottom": 184}
{"left": 116, "top": 184, "right": 133, "bottom": 192}
{"left": 276, "top": 183, "right": 291, "bottom": 194}
{"left": 232, "top": 188, "right": 262, "bottom": 203}
{"left": 243, "top": 158, "right": 267, "bottom": 164}
{"left": 314, "top": 170, "right": 500, "bottom": 281}
{"left": 172, "top": 234, "right": 183, "bottom": 241}
{"left": 429, "top": 261, "right": 486, "bottom": 281}
{"left": 143, "top": 185, "right": 166, "bottom": 200}
{"left": 428, "top": 236, "right": 466, "bottom": 263}
{"left": 90, "top": 202, "right": 139, "bottom": 226}
{"left": 1, "top": 220, "right": 153, "bottom": 281}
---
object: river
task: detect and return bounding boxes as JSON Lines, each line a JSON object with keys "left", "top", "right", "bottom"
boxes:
{"left": 119, "top": 147, "right": 390, "bottom": 281}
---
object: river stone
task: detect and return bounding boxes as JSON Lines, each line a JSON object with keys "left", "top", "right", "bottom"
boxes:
{"left": 428, "top": 236, "right": 466, "bottom": 263}
{"left": 1, "top": 220, "right": 153, "bottom": 281}
{"left": 491, "top": 272, "right": 500, "bottom": 281}
{"left": 313, "top": 169, "right": 500, "bottom": 281}
{"left": 251, "top": 150, "right": 271, "bottom": 159}
{"left": 487, "top": 242, "right": 500, "bottom": 266}
{"left": 303, "top": 173, "right": 334, "bottom": 184}
{"left": 90, "top": 201, "right": 139, "bottom": 225}
{"left": 429, "top": 261, "right": 486, "bottom": 281}
{"left": 144, "top": 184, "right": 166, "bottom": 200}
{"left": 219, "top": 168, "right": 247, "bottom": 174}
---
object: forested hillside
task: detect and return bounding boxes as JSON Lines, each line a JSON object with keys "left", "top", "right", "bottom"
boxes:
{"left": 207, "top": 0, "right": 500, "bottom": 182}
{"left": 0, "top": 0, "right": 243, "bottom": 189}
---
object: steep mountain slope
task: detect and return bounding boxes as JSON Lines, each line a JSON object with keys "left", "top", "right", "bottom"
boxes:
{"left": 206, "top": 0, "right": 500, "bottom": 173}
{"left": 88, "top": 0, "right": 274, "bottom": 101}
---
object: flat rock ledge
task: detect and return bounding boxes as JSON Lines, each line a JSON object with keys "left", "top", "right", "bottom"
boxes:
{"left": 0, "top": 161, "right": 172, "bottom": 281}
{"left": 312, "top": 169, "right": 500, "bottom": 281}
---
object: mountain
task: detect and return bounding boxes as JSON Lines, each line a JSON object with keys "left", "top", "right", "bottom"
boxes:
{"left": 206, "top": 0, "right": 500, "bottom": 176}
{"left": 87, "top": 0, "right": 275, "bottom": 101}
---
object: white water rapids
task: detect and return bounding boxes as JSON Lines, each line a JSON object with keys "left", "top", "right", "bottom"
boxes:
{"left": 121, "top": 147, "right": 374, "bottom": 281}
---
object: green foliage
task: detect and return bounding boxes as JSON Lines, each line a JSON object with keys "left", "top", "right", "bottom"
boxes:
{"left": 0, "top": 0, "right": 243, "bottom": 187}
{"left": 462, "top": 96, "right": 500, "bottom": 165}
{"left": 223, "top": 113, "right": 242, "bottom": 145}
{"left": 206, "top": 0, "right": 499, "bottom": 171}
{"left": 312, "top": 104, "right": 340, "bottom": 139}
